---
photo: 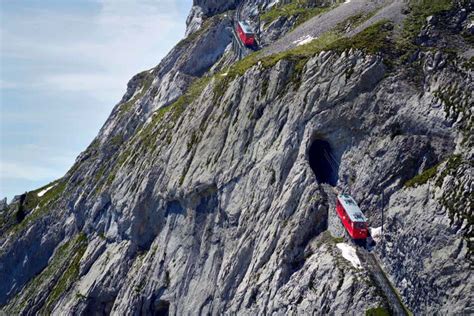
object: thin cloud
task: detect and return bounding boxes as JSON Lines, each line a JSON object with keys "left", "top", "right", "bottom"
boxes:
{"left": 0, "top": 161, "right": 62, "bottom": 181}
{"left": 0, "top": 0, "right": 192, "bottom": 199}
{"left": 2, "top": 0, "right": 190, "bottom": 101}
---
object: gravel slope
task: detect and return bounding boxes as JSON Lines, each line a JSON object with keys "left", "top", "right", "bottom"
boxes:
{"left": 262, "top": 0, "right": 397, "bottom": 57}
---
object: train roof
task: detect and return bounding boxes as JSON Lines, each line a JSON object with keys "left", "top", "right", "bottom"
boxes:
{"left": 238, "top": 21, "right": 254, "bottom": 34}
{"left": 337, "top": 194, "right": 367, "bottom": 223}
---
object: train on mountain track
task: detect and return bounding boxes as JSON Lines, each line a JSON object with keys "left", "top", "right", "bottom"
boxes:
{"left": 236, "top": 20, "right": 256, "bottom": 47}
{"left": 336, "top": 194, "right": 369, "bottom": 240}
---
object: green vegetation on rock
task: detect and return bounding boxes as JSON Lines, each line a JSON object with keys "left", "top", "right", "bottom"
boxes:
{"left": 261, "top": 0, "right": 335, "bottom": 29}
{"left": 213, "top": 20, "right": 393, "bottom": 98}
{"left": 42, "top": 234, "right": 88, "bottom": 313}
{"left": 404, "top": 155, "right": 463, "bottom": 189}
{"left": 404, "top": 163, "right": 439, "bottom": 188}
{"left": 398, "top": 0, "right": 454, "bottom": 56}
{"left": 118, "top": 71, "right": 154, "bottom": 116}
{"left": 435, "top": 154, "right": 473, "bottom": 261}
{"left": 434, "top": 84, "right": 473, "bottom": 146}
{"left": 366, "top": 306, "right": 391, "bottom": 316}
{"left": 435, "top": 155, "right": 462, "bottom": 187}
{"left": 6, "top": 233, "right": 88, "bottom": 314}
{"left": 2, "top": 179, "right": 67, "bottom": 236}
{"left": 327, "top": 20, "right": 394, "bottom": 55}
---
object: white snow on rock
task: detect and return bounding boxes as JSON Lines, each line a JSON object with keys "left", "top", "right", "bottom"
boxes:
{"left": 293, "top": 35, "right": 315, "bottom": 46}
{"left": 37, "top": 184, "right": 57, "bottom": 197}
{"left": 336, "top": 243, "right": 361, "bottom": 269}
{"left": 267, "top": 0, "right": 280, "bottom": 9}
{"left": 370, "top": 226, "right": 383, "bottom": 243}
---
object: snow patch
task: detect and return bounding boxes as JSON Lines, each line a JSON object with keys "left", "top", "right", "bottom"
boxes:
{"left": 370, "top": 226, "right": 383, "bottom": 243}
{"left": 37, "top": 184, "right": 57, "bottom": 197}
{"left": 293, "top": 35, "right": 315, "bottom": 46}
{"left": 344, "top": 0, "right": 352, "bottom": 3}
{"left": 267, "top": 0, "right": 280, "bottom": 9}
{"left": 336, "top": 243, "right": 361, "bottom": 269}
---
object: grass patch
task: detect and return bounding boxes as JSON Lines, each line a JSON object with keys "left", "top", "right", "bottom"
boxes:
{"left": 435, "top": 154, "right": 462, "bottom": 188}
{"left": 118, "top": 71, "right": 154, "bottom": 115}
{"left": 5, "top": 233, "right": 88, "bottom": 314}
{"left": 403, "top": 155, "right": 463, "bottom": 189}
{"left": 42, "top": 234, "right": 88, "bottom": 313}
{"left": 261, "top": 0, "right": 342, "bottom": 29}
{"left": 462, "top": 56, "right": 474, "bottom": 71}
{"left": 213, "top": 21, "right": 394, "bottom": 103}
{"left": 434, "top": 84, "right": 472, "bottom": 146}
{"left": 98, "top": 75, "right": 213, "bottom": 191}
{"left": 397, "top": 0, "right": 454, "bottom": 55}
{"left": 314, "top": 231, "right": 345, "bottom": 249}
{"left": 327, "top": 20, "right": 395, "bottom": 55}
{"left": 213, "top": 31, "right": 341, "bottom": 100}
{"left": 262, "top": 31, "right": 341, "bottom": 68}
{"left": 366, "top": 306, "right": 391, "bottom": 316}
{"left": 404, "top": 163, "right": 439, "bottom": 188}
{"left": 110, "top": 134, "right": 124, "bottom": 147}
{"left": 334, "top": 11, "right": 378, "bottom": 33}
{"left": 436, "top": 155, "right": 473, "bottom": 261}
{"left": 7, "top": 180, "right": 67, "bottom": 235}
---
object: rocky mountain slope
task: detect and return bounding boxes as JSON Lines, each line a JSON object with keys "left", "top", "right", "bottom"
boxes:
{"left": 1, "top": 0, "right": 473, "bottom": 314}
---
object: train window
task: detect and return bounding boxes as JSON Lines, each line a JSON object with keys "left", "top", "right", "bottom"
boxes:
{"left": 344, "top": 198, "right": 356, "bottom": 205}
{"left": 354, "top": 222, "right": 366, "bottom": 229}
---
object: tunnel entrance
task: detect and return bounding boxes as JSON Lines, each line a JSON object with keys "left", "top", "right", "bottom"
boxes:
{"left": 308, "top": 139, "right": 339, "bottom": 186}
{"left": 154, "top": 300, "right": 170, "bottom": 316}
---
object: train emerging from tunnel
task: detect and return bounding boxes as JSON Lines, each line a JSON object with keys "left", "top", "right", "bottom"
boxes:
{"left": 336, "top": 194, "right": 369, "bottom": 240}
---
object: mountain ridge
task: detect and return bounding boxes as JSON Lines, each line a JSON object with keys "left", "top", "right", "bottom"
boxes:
{"left": 0, "top": 0, "right": 472, "bottom": 314}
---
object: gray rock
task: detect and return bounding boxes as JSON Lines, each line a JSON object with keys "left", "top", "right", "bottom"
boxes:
{"left": 0, "top": 198, "right": 7, "bottom": 212}
{"left": 0, "top": 0, "right": 472, "bottom": 315}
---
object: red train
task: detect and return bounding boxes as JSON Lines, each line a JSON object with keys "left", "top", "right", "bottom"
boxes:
{"left": 336, "top": 194, "right": 369, "bottom": 240}
{"left": 236, "top": 21, "right": 256, "bottom": 47}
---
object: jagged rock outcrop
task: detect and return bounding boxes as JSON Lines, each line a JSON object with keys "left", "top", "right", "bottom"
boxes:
{"left": 1, "top": 0, "right": 472, "bottom": 315}
{"left": 186, "top": 0, "right": 238, "bottom": 36}
{"left": 0, "top": 198, "right": 7, "bottom": 212}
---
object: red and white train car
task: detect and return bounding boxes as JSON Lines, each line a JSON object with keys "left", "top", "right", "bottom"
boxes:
{"left": 236, "top": 21, "right": 255, "bottom": 47}
{"left": 336, "top": 194, "right": 369, "bottom": 240}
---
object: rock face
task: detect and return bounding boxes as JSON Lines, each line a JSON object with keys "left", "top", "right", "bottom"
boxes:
{"left": 186, "top": 0, "right": 238, "bottom": 35}
{"left": 0, "top": 198, "right": 7, "bottom": 212}
{"left": 0, "top": 0, "right": 472, "bottom": 315}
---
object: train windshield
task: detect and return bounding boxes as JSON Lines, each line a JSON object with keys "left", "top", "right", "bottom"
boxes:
{"left": 354, "top": 222, "right": 367, "bottom": 229}
{"left": 239, "top": 21, "right": 254, "bottom": 34}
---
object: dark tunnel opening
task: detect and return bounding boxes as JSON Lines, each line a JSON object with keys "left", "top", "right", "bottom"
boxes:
{"left": 154, "top": 300, "right": 170, "bottom": 316}
{"left": 308, "top": 139, "right": 339, "bottom": 186}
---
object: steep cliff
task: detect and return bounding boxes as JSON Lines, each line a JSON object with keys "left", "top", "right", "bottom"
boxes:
{"left": 1, "top": 0, "right": 472, "bottom": 314}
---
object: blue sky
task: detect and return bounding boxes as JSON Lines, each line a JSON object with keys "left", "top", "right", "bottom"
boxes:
{"left": 0, "top": 0, "right": 192, "bottom": 201}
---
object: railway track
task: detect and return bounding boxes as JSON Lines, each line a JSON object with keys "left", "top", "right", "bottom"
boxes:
{"left": 322, "top": 185, "right": 409, "bottom": 315}
{"left": 230, "top": 2, "right": 408, "bottom": 312}
{"left": 231, "top": 1, "right": 253, "bottom": 59}
{"left": 357, "top": 247, "right": 409, "bottom": 316}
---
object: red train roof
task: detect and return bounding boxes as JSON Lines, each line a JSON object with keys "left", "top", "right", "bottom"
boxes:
{"left": 238, "top": 21, "right": 254, "bottom": 34}
{"left": 337, "top": 194, "right": 367, "bottom": 223}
